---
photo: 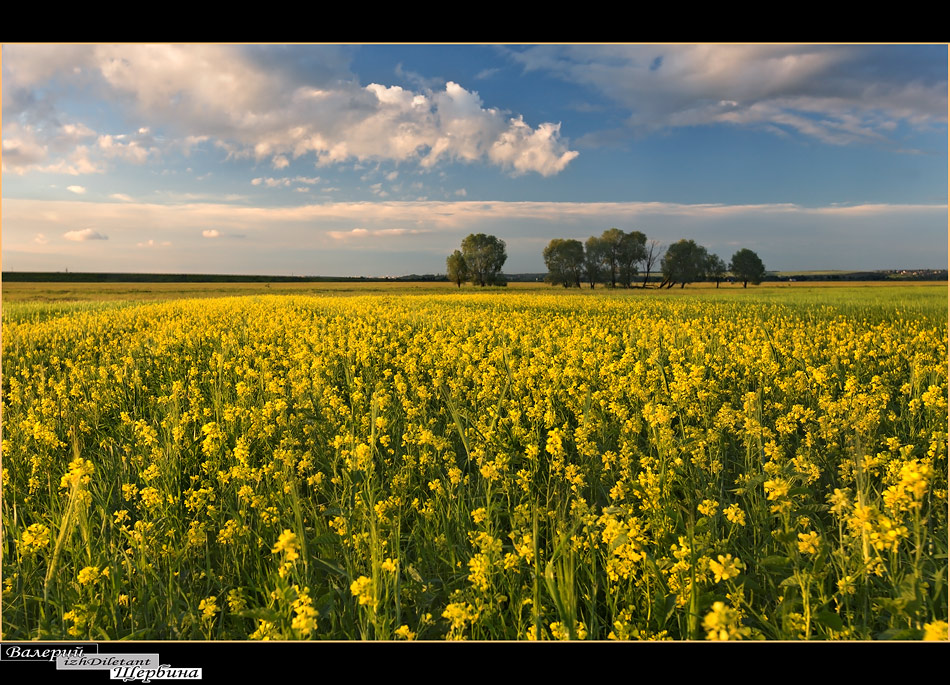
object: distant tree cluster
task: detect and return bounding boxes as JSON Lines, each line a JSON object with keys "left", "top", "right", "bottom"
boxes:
{"left": 544, "top": 228, "right": 664, "bottom": 289}
{"left": 543, "top": 230, "right": 766, "bottom": 289}
{"left": 446, "top": 234, "right": 508, "bottom": 287}
{"left": 658, "top": 241, "right": 765, "bottom": 288}
{"left": 447, "top": 229, "right": 766, "bottom": 290}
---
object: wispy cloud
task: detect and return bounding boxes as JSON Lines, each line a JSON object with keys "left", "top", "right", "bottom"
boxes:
{"left": 504, "top": 45, "right": 947, "bottom": 146}
{"left": 252, "top": 175, "right": 323, "bottom": 188}
{"left": 202, "top": 229, "right": 221, "bottom": 238}
{"left": 4, "top": 198, "right": 943, "bottom": 273}
{"left": 67, "top": 185, "right": 86, "bottom": 194}
{"left": 326, "top": 227, "right": 430, "bottom": 240}
{"left": 63, "top": 228, "right": 108, "bottom": 241}
{"left": 475, "top": 67, "right": 502, "bottom": 80}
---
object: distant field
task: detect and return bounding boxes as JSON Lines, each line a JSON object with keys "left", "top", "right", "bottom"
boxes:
{"left": 0, "top": 279, "right": 481, "bottom": 303}
{"left": 2, "top": 278, "right": 946, "bottom": 304}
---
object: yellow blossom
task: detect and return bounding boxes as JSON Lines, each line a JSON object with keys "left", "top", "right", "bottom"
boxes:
{"left": 923, "top": 620, "right": 948, "bottom": 641}
{"left": 395, "top": 625, "right": 416, "bottom": 640}
{"left": 198, "top": 596, "right": 218, "bottom": 620}
{"left": 77, "top": 566, "right": 100, "bottom": 585}
{"left": 709, "top": 554, "right": 743, "bottom": 583}
{"left": 724, "top": 504, "right": 746, "bottom": 526}
{"left": 797, "top": 531, "right": 820, "bottom": 555}
{"left": 703, "top": 602, "right": 749, "bottom": 641}
{"left": 350, "top": 576, "right": 374, "bottom": 607}
{"left": 20, "top": 523, "right": 51, "bottom": 554}
{"left": 272, "top": 529, "right": 300, "bottom": 562}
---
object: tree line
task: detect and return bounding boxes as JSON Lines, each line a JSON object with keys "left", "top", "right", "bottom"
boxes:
{"left": 446, "top": 229, "right": 766, "bottom": 289}
{"left": 544, "top": 229, "right": 765, "bottom": 289}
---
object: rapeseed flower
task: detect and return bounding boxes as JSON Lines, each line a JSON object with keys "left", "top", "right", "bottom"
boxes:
{"left": 442, "top": 602, "right": 478, "bottom": 640}
{"left": 272, "top": 530, "right": 299, "bottom": 562}
{"left": 797, "top": 531, "right": 820, "bottom": 555}
{"left": 19, "top": 523, "right": 51, "bottom": 554}
{"left": 395, "top": 625, "right": 416, "bottom": 640}
{"left": 249, "top": 620, "right": 280, "bottom": 640}
{"left": 923, "top": 620, "right": 948, "bottom": 641}
{"left": 350, "top": 576, "right": 374, "bottom": 606}
{"left": 724, "top": 504, "right": 746, "bottom": 526}
{"left": 198, "top": 596, "right": 218, "bottom": 620}
{"left": 59, "top": 458, "right": 94, "bottom": 490}
{"left": 709, "top": 554, "right": 743, "bottom": 583}
{"left": 703, "top": 602, "right": 749, "bottom": 641}
{"left": 77, "top": 566, "right": 100, "bottom": 586}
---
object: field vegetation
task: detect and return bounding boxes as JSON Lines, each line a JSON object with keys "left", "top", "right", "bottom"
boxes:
{"left": 2, "top": 283, "right": 947, "bottom": 640}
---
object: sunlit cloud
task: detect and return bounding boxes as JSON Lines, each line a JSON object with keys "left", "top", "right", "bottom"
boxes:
{"left": 67, "top": 185, "right": 87, "bottom": 194}
{"left": 3, "top": 197, "right": 943, "bottom": 274}
{"left": 97, "top": 132, "right": 156, "bottom": 164}
{"left": 3, "top": 45, "right": 579, "bottom": 177}
{"left": 64, "top": 228, "right": 108, "bottom": 241}
{"left": 326, "top": 226, "right": 430, "bottom": 240}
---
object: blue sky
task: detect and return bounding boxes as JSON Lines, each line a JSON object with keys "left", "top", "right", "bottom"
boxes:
{"left": 2, "top": 43, "right": 946, "bottom": 276}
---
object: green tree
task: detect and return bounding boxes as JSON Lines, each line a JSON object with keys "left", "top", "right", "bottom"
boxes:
{"left": 705, "top": 253, "right": 727, "bottom": 288}
{"left": 461, "top": 233, "right": 507, "bottom": 286}
{"left": 599, "top": 228, "right": 625, "bottom": 287}
{"left": 617, "top": 230, "right": 647, "bottom": 288}
{"left": 543, "top": 238, "right": 585, "bottom": 288}
{"left": 661, "top": 239, "right": 709, "bottom": 288}
{"left": 730, "top": 248, "right": 766, "bottom": 288}
{"left": 584, "top": 236, "right": 606, "bottom": 288}
{"left": 446, "top": 250, "right": 468, "bottom": 288}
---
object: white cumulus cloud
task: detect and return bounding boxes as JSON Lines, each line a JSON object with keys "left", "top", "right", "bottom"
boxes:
{"left": 4, "top": 45, "right": 579, "bottom": 177}
{"left": 202, "top": 229, "right": 221, "bottom": 238}
{"left": 67, "top": 185, "right": 86, "bottom": 194}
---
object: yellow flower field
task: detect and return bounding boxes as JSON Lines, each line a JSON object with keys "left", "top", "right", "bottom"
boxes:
{"left": 2, "top": 286, "right": 947, "bottom": 640}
